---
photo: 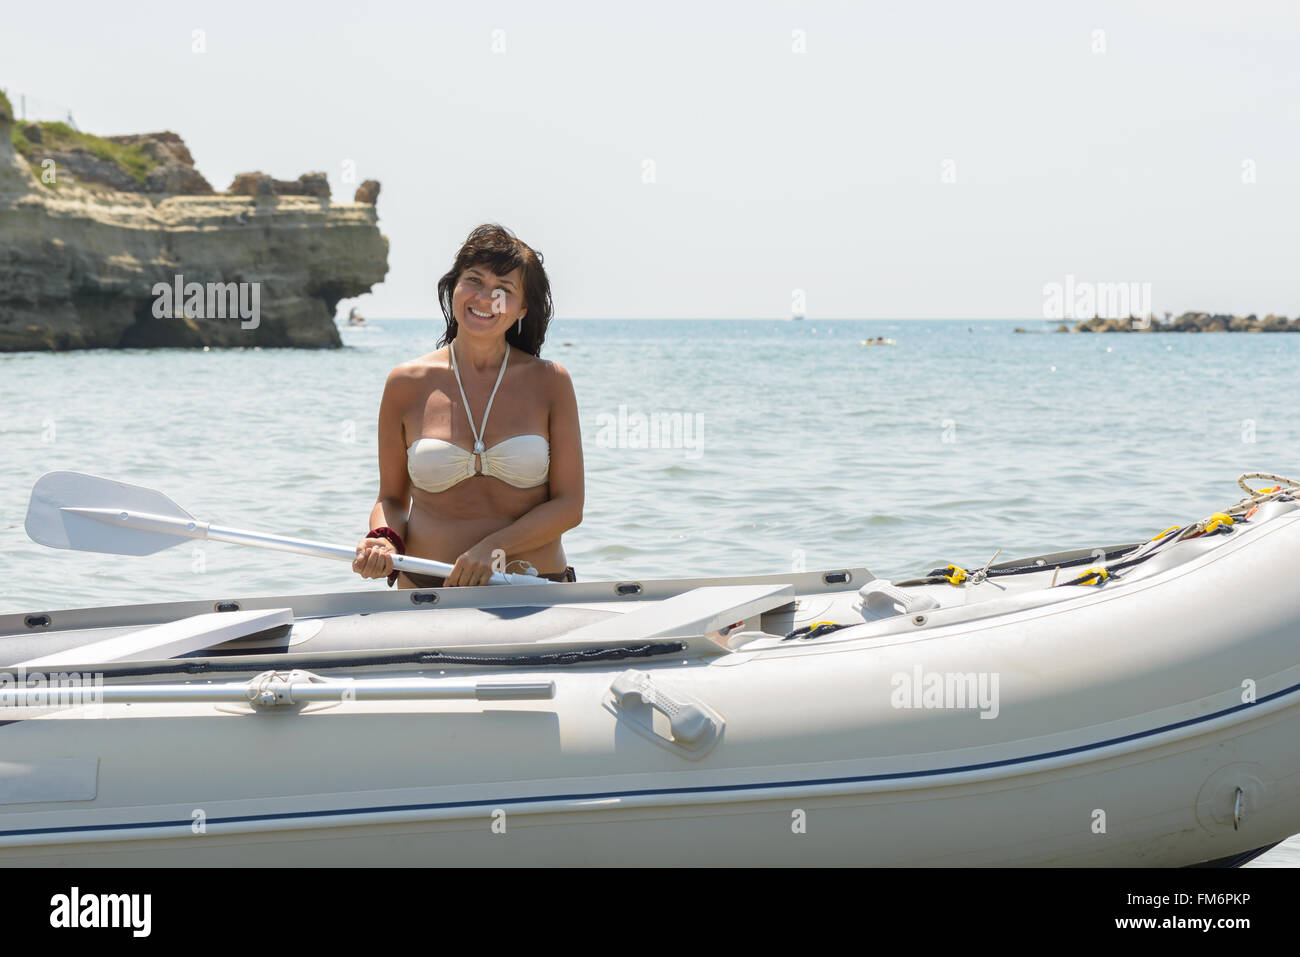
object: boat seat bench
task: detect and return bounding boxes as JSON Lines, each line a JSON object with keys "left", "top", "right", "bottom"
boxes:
{"left": 541, "top": 584, "right": 796, "bottom": 643}
{"left": 16, "top": 608, "right": 295, "bottom": 667}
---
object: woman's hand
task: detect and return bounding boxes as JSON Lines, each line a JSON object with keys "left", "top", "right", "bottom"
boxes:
{"left": 353, "top": 535, "right": 397, "bottom": 580}
{"left": 444, "top": 541, "right": 501, "bottom": 587}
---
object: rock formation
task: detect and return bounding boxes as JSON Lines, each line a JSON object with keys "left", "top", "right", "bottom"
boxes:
{"left": 1058, "top": 313, "right": 1299, "bottom": 333}
{"left": 0, "top": 90, "right": 388, "bottom": 351}
{"left": 108, "top": 132, "right": 215, "bottom": 195}
{"left": 354, "top": 180, "right": 380, "bottom": 205}
{"left": 227, "top": 171, "right": 331, "bottom": 200}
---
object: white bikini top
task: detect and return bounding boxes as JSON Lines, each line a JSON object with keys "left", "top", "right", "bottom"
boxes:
{"left": 407, "top": 343, "right": 550, "bottom": 494}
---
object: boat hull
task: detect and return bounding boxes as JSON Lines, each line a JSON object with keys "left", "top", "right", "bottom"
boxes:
{"left": 4, "top": 502, "right": 1300, "bottom": 866}
{"left": 3, "top": 705, "right": 1297, "bottom": 867}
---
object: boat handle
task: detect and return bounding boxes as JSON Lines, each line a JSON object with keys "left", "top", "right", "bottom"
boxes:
{"left": 857, "top": 580, "right": 939, "bottom": 617}
{"left": 609, "top": 670, "right": 719, "bottom": 750}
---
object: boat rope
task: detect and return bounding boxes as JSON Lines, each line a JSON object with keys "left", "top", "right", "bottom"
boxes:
{"left": 414, "top": 643, "right": 687, "bottom": 667}
{"left": 901, "top": 473, "right": 1300, "bottom": 591}
{"left": 1047, "top": 473, "right": 1298, "bottom": 587}
{"left": 78, "top": 641, "right": 690, "bottom": 679}
{"left": 1055, "top": 524, "right": 1188, "bottom": 587}
{"left": 1227, "top": 472, "right": 1300, "bottom": 517}
{"left": 896, "top": 544, "right": 1142, "bottom": 587}
{"left": 783, "top": 621, "right": 853, "bottom": 641}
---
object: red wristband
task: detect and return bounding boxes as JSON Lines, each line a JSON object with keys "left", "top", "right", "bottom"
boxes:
{"left": 368, "top": 526, "right": 405, "bottom": 553}
{"left": 367, "top": 527, "right": 405, "bottom": 586}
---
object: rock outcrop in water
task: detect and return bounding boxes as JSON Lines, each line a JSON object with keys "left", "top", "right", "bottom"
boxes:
{"left": 1056, "top": 313, "right": 1299, "bottom": 333}
{"left": 0, "top": 89, "right": 388, "bottom": 351}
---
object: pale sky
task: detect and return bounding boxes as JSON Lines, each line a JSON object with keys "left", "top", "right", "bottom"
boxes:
{"left": 4, "top": 0, "right": 1298, "bottom": 319}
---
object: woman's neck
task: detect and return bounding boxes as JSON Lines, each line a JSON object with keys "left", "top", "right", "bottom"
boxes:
{"left": 453, "top": 333, "right": 508, "bottom": 372}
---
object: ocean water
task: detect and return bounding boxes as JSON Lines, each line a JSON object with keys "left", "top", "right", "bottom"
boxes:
{"left": 1, "top": 317, "right": 1297, "bottom": 864}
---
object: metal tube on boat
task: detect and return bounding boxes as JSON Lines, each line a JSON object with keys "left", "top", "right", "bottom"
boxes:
{"left": 299, "top": 679, "right": 557, "bottom": 701}
{"left": 2, "top": 678, "right": 556, "bottom": 708}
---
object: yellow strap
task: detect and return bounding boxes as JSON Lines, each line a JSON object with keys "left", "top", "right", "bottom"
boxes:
{"left": 942, "top": 564, "right": 968, "bottom": 586}
{"left": 1202, "top": 512, "right": 1234, "bottom": 534}
{"left": 1078, "top": 567, "right": 1110, "bottom": 586}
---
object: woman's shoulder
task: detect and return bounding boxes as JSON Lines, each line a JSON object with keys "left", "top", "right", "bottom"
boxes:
{"left": 386, "top": 348, "right": 451, "bottom": 385}
{"left": 505, "top": 343, "right": 567, "bottom": 376}
{"left": 513, "top": 351, "right": 574, "bottom": 395}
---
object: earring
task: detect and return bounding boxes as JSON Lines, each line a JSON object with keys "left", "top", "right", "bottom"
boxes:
{"left": 516, "top": 316, "right": 522, "bottom": 334}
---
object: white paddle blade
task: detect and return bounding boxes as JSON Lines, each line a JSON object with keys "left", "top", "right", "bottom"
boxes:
{"left": 25, "top": 471, "right": 196, "bottom": 556}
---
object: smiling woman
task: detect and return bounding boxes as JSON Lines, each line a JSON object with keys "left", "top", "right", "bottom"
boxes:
{"left": 353, "top": 223, "right": 584, "bottom": 587}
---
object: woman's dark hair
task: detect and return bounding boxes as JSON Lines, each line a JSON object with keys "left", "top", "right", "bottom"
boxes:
{"left": 436, "top": 224, "right": 553, "bottom": 356}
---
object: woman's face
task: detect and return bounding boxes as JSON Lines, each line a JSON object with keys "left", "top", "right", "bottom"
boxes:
{"left": 453, "top": 264, "right": 527, "bottom": 337}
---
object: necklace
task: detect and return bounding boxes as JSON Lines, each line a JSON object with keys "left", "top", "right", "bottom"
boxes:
{"left": 449, "top": 340, "right": 509, "bottom": 457}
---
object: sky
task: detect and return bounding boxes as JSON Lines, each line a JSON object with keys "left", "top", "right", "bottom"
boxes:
{"left": 3, "top": 0, "right": 1298, "bottom": 320}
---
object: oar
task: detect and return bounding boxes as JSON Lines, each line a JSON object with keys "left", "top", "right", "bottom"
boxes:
{"left": 2, "top": 675, "right": 556, "bottom": 707}
{"left": 24, "top": 471, "right": 547, "bottom": 586}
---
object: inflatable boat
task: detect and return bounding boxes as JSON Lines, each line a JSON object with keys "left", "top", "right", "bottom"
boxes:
{"left": 2, "top": 473, "right": 1299, "bottom": 867}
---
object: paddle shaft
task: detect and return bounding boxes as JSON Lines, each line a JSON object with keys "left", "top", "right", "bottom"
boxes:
{"left": 3, "top": 677, "right": 556, "bottom": 707}
{"left": 61, "top": 507, "right": 531, "bottom": 586}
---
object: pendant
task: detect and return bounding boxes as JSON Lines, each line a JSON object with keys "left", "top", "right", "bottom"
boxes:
{"left": 473, "top": 441, "right": 485, "bottom": 454}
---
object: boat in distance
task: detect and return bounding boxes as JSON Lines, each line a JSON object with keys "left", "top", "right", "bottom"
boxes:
{"left": 2, "top": 473, "right": 1299, "bottom": 866}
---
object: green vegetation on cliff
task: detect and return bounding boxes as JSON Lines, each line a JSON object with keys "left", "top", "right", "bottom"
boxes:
{"left": 11, "top": 121, "right": 161, "bottom": 185}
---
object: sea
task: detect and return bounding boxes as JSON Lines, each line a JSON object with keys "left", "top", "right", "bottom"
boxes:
{"left": 1, "top": 317, "right": 1298, "bottom": 865}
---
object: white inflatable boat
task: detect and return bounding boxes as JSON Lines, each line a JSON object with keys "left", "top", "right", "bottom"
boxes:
{"left": 2, "top": 473, "right": 1299, "bottom": 867}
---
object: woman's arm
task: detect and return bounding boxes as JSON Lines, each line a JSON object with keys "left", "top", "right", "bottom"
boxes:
{"left": 447, "top": 362, "right": 584, "bottom": 583}
{"left": 356, "top": 366, "right": 414, "bottom": 580}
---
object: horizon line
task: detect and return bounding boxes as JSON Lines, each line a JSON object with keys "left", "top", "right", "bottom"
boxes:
{"left": 350, "top": 316, "right": 1080, "bottom": 322}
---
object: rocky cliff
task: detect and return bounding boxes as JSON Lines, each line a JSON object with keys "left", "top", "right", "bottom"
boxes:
{"left": 0, "top": 92, "right": 388, "bottom": 351}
